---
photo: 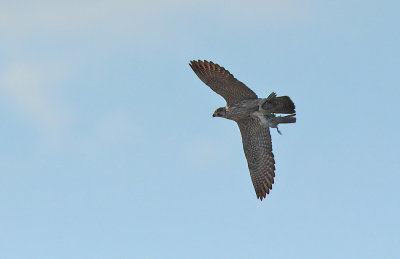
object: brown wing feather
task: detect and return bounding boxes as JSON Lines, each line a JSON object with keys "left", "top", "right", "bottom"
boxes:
{"left": 237, "top": 118, "right": 275, "bottom": 200}
{"left": 189, "top": 60, "right": 258, "bottom": 105}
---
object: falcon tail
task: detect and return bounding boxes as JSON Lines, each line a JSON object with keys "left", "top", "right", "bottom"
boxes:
{"left": 263, "top": 93, "right": 296, "bottom": 114}
{"left": 273, "top": 96, "right": 295, "bottom": 114}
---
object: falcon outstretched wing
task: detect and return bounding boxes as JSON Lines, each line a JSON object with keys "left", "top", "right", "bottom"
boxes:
{"left": 189, "top": 60, "right": 258, "bottom": 105}
{"left": 237, "top": 118, "right": 275, "bottom": 200}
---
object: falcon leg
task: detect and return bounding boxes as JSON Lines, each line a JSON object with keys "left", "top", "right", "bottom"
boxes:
{"left": 251, "top": 111, "right": 270, "bottom": 128}
{"left": 266, "top": 116, "right": 282, "bottom": 134}
{"left": 252, "top": 111, "right": 288, "bottom": 135}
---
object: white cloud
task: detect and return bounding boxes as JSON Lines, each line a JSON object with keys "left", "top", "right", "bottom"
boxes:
{"left": 215, "top": 0, "right": 306, "bottom": 20}
{"left": 0, "top": 0, "right": 307, "bottom": 42}
{"left": 92, "top": 109, "right": 139, "bottom": 145}
{"left": 0, "top": 0, "right": 307, "bottom": 143}
{"left": 0, "top": 0, "right": 184, "bottom": 42}
{"left": 0, "top": 61, "right": 70, "bottom": 139}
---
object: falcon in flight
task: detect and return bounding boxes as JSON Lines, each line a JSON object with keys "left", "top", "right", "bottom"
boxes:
{"left": 189, "top": 60, "right": 296, "bottom": 200}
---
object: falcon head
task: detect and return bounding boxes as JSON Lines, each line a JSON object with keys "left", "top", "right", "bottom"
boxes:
{"left": 212, "top": 107, "right": 226, "bottom": 118}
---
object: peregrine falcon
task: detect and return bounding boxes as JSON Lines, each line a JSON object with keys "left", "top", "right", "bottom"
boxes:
{"left": 189, "top": 60, "right": 296, "bottom": 200}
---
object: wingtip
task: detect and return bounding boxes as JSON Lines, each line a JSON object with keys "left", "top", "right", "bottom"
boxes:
{"left": 189, "top": 60, "right": 213, "bottom": 65}
{"left": 256, "top": 185, "right": 271, "bottom": 200}
{"left": 257, "top": 191, "right": 267, "bottom": 201}
{"left": 189, "top": 60, "right": 198, "bottom": 66}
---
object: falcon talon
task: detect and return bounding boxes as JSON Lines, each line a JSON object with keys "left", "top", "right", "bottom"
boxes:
{"left": 190, "top": 60, "right": 296, "bottom": 200}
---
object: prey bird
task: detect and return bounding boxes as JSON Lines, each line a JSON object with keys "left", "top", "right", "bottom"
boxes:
{"left": 189, "top": 60, "right": 296, "bottom": 200}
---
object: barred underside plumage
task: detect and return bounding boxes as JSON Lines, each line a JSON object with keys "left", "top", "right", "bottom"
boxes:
{"left": 237, "top": 119, "right": 275, "bottom": 200}
{"left": 189, "top": 60, "right": 258, "bottom": 105}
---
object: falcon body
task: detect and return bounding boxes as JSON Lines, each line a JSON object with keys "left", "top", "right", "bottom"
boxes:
{"left": 213, "top": 98, "right": 261, "bottom": 121}
{"left": 189, "top": 60, "right": 296, "bottom": 200}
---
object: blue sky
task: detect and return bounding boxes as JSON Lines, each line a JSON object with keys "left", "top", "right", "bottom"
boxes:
{"left": 1, "top": 0, "right": 399, "bottom": 258}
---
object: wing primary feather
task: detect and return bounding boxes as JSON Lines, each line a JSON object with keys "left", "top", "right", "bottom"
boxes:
{"left": 189, "top": 60, "right": 258, "bottom": 105}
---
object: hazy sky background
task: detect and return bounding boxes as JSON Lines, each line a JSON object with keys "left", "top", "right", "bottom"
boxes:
{"left": 1, "top": 1, "right": 399, "bottom": 258}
